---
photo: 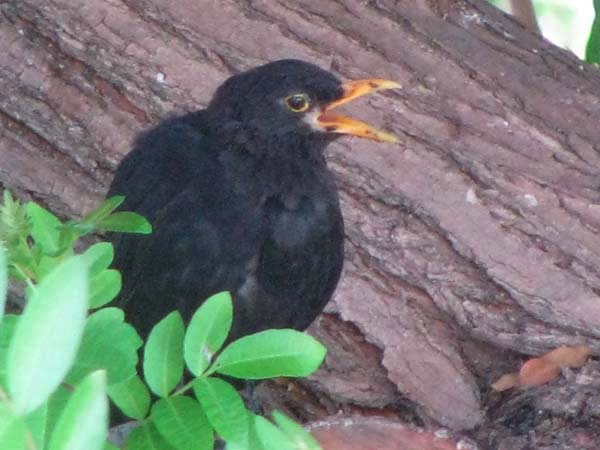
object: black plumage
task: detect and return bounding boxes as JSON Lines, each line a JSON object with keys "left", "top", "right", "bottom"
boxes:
{"left": 107, "top": 59, "right": 398, "bottom": 341}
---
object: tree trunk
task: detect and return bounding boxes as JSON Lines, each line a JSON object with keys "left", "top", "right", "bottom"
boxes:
{"left": 2, "top": 0, "right": 600, "bottom": 447}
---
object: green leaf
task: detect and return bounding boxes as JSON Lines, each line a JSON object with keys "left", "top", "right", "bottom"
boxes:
{"left": 26, "top": 202, "right": 62, "bottom": 255}
{"left": 89, "top": 270, "right": 121, "bottom": 308}
{"left": 35, "top": 254, "right": 65, "bottom": 281}
{"left": 193, "top": 377, "right": 248, "bottom": 443}
{"left": 81, "top": 196, "right": 125, "bottom": 226}
{"left": 0, "top": 245, "right": 6, "bottom": 322}
{"left": 0, "top": 315, "right": 18, "bottom": 387}
{"left": 107, "top": 375, "right": 151, "bottom": 421}
{"left": 46, "top": 385, "right": 72, "bottom": 444}
{"left": 7, "top": 257, "right": 88, "bottom": 414}
{"left": 124, "top": 421, "right": 176, "bottom": 450}
{"left": 209, "top": 329, "right": 326, "bottom": 379}
{"left": 97, "top": 212, "right": 152, "bottom": 234}
{"left": 184, "top": 292, "right": 232, "bottom": 376}
{"left": 272, "top": 411, "right": 321, "bottom": 450}
{"left": 25, "top": 402, "right": 48, "bottom": 449}
{"left": 586, "top": 22, "right": 600, "bottom": 64}
{"left": 151, "top": 396, "right": 212, "bottom": 450}
{"left": 144, "top": 311, "right": 185, "bottom": 397}
{"left": 104, "top": 442, "right": 120, "bottom": 450}
{"left": 47, "top": 371, "right": 108, "bottom": 450}
{"left": 225, "top": 437, "right": 253, "bottom": 450}
{"left": 81, "top": 243, "right": 114, "bottom": 276}
{"left": 254, "top": 416, "right": 294, "bottom": 450}
{"left": 57, "top": 221, "right": 91, "bottom": 253}
{"left": 587, "top": 0, "right": 600, "bottom": 63}
{"left": 67, "top": 308, "right": 142, "bottom": 386}
{"left": 0, "top": 401, "right": 27, "bottom": 450}
{"left": 227, "top": 414, "right": 265, "bottom": 450}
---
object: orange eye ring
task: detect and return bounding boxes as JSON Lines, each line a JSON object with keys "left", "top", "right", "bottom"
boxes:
{"left": 285, "top": 94, "right": 310, "bottom": 112}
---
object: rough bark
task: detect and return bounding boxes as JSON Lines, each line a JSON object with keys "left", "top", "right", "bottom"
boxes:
{"left": 2, "top": 0, "right": 600, "bottom": 447}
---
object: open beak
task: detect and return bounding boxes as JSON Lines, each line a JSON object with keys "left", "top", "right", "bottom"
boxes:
{"left": 317, "top": 79, "right": 401, "bottom": 143}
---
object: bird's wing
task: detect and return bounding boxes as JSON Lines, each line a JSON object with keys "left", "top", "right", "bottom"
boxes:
{"left": 107, "top": 113, "right": 210, "bottom": 219}
{"left": 107, "top": 114, "right": 251, "bottom": 337}
{"left": 115, "top": 189, "right": 255, "bottom": 338}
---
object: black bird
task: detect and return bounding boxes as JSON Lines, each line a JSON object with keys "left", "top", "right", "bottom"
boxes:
{"left": 107, "top": 59, "right": 399, "bottom": 341}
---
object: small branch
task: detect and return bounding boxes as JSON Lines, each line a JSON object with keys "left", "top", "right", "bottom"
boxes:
{"left": 510, "top": 0, "right": 541, "bottom": 34}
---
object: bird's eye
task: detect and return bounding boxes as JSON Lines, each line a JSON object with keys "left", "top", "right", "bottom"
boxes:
{"left": 285, "top": 94, "right": 310, "bottom": 112}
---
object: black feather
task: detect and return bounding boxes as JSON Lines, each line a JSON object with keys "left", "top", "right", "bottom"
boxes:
{"left": 107, "top": 59, "right": 345, "bottom": 341}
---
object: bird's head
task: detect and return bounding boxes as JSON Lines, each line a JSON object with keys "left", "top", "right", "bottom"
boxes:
{"left": 206, "top": 59, "right": 399, "bottom": 146}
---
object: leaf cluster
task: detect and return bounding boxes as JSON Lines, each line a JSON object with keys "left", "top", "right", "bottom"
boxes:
{"left": 0, "top": 191, "right": 325, "bottom": 450}
{"left": 117, "top": 292, "right": 325, "bottom": 450}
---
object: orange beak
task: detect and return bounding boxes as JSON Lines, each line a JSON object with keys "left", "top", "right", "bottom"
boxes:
{"left": 317, "top": 79, "right": 400, "bottom": 143}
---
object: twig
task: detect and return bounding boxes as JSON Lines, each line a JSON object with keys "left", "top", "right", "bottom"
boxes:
{"left": 510, "top": 0, "right": 541, "bottom": 34}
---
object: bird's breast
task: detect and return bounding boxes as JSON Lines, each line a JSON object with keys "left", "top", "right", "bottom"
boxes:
{"left": 264, "top": 193, "right": 339, "bottom": 248}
